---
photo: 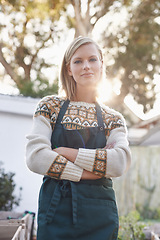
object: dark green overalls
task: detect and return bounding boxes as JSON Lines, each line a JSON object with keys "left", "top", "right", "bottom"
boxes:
{"left": 37, "top": 100, "right": 119, "bottom": 240}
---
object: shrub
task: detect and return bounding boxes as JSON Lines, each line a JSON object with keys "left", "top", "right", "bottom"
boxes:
{"left": 0, "top": 162, "right": 22, "bottom": 211}
{"left": 136, "top": 204, "right": 160, "bottom": 220}
{"left": 118, "top": 210, "right": 146, "bottom": 240}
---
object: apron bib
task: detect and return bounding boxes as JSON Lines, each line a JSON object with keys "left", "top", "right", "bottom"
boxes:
{"left": 37, "top": 100, "right": 119, "bottom": 240}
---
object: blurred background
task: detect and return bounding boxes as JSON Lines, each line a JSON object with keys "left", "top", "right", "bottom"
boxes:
{"left": 0, "top": 0, "right": 160, "bottom": 237}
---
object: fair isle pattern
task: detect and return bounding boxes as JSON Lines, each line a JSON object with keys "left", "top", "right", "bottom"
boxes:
{"left": 92, "top": 149, "right": 107, "bottom": 177}
{"left": 34, "top": 96, "right": 65, "bottom": 129}
{"left": 101, "top": 112, "right": 124, "bottom": 137}
{"left": 47, "top": 155, "right": 67, "bottom": 179}
{"left": 34, "top": 95, "right": 124, "bottom": 134}
{"left": 62, "top": 105, "right": 98, "bottom": 130}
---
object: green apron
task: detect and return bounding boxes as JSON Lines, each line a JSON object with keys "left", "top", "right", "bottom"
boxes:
{"left": 37, "top": 100, "right": 119, "bottom": 240}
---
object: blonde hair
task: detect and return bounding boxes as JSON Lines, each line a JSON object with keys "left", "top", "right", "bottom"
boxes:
{"left": 60, "top": 36, "right": 103, "bottom": 100}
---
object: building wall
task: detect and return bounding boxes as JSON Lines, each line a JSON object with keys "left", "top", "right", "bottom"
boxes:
{"left": 0, "top": 95, "right": 42, "bottom": 215}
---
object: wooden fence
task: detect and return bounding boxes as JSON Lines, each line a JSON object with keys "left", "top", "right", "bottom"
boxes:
{"left": 113, "top": 146, "right": 160, "bottom": 216}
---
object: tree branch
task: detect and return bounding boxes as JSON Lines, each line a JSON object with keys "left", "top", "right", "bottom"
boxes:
{"left": 92, "top": 0, "right": 113, "bottom": 26}
{"left": 30, "top": 25, "right": 55, "bottom": 68}
{"left": 87, "top": 0, "right": 91, "bottom": 16}
{"left": 0, "top": 43, "right": 17, "bottom": 83}
{"left": 71, "top": 0, "right": 88, "bottom": 36}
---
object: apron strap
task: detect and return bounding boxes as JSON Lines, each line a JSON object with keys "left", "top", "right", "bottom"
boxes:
{"left": 46, "top": 180, "right": 78, "bottom": 225}
{"left": 95, "top": 103, "right": 105, "bottom": 131}
{"left": 56, "top": 99, "right": 70, "bottom": 124}
{"left": 70, "top": 182, "right": 78, "bottom": 225}
{"left": 46, "top": 182, "right": 62, "bottom": 224}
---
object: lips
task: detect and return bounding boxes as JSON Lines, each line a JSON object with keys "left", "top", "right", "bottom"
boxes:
{"left": 81, "top": 73, "right": 93, "bottom": 77}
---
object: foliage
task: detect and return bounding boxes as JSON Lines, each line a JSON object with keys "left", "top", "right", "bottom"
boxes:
{"left": 0, "top": 0, "right": 119, "bottom": 98}
{"left": 118, "top": 211, "right": 146, "bottom": 240}
{"left": 101, "top": 0, "right": 160, "bottom": 112}
{"left": 0, "top": 0, "right": 160, "bottom": 113}
{"left": 0, "top": 0, "right": 65, "bottom": 97}
{"left": 136, "top": 204, "right": 160, "bottom": 221}
{"left": 0, "top": 163, "right": 22, "bottom": 211}
{"left": 19, "top": 76, "right": 59, "bottom": 98}
{"left": 65, "top": 0, "right": 160, "bottom": 113}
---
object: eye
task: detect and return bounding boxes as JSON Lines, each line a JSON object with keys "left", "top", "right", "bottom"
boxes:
{"left": 74, "top": 60, "right": 82, "bottom": 64}
{"left": 89, "top": 58, "right": 97, "bottom": 62}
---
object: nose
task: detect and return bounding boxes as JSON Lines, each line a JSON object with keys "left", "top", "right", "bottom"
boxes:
{"left": 83, "top": 60, "right": 90, "bottom": 70}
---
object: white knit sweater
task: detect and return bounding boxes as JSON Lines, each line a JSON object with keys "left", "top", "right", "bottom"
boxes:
{"left": 26, "top": 96, "right": 131, "bottom": 182}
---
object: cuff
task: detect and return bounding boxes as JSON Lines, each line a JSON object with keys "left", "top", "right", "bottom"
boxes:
{"left": 74, "top": 148, "right": 96, "bottom": 172}
{"left": 60, "top": 161, "right": 83, "bottom": 182}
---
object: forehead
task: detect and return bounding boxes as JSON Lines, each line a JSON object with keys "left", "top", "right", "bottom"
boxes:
{"left": 72, "top": 43, "right": 100, "bottom": 59}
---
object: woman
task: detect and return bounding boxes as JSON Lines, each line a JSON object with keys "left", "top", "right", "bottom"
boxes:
{"left": 26, "top": 36, "right": 131, "bottom": 240}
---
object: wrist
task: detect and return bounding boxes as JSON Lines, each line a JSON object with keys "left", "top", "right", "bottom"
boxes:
{"left": 65, "top": 148, "right": 78, "bottom": 163}
{"left": 54, "top": 147, "right": 78, "bottom": 163}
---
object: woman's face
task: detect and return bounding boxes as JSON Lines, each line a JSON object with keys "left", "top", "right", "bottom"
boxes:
{"left": 68, "top": 43, "right": 103, "bottom": 89}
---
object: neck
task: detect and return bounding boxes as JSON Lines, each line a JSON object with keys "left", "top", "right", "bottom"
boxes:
{"left": 72, "top": 86, "right": 97, "bottom": 103}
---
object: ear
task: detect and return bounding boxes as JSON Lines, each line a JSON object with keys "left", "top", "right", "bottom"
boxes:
{"left": 67, "top": 64, "right": 72, "bottom": 76}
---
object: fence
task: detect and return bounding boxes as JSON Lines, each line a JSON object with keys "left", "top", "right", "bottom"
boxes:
{"left": 0, "top": 212, "right": 35, "bottom": 240}
{"left": 114, "top": 146, "right": 160, "bottom": 216}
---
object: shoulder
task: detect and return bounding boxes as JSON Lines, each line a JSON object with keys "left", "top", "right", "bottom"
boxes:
{"left": 101, "top": 104, "right": 125, "bottom": 122}
{"left": 36, "top": 95, "right": 65, "bottom": 108}
{"left": 100, "top": 103, "right": 126, "bottom": 129}
{"left": 34, "top": 95, "right": 65, "bottom": 118}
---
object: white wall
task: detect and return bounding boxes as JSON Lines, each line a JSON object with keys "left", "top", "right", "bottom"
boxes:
{"left": 0, "top": 95, "right": 42, "bottom": 215}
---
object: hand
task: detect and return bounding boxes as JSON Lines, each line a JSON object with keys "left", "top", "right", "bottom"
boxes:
{"left": 103, "top": 141, "right": 116, "bottom": 149}
{"left": 53, "top": 147, "right": 66, "bottom": 156}
{"left": 81, "top": 170, "right": 101, "bottom": 180}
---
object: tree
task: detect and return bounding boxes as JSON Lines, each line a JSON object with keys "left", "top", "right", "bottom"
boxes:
{"left": 66, "top": 0, "right": 116, "bottom": 37}
{"left": 65, "top": 0, "right": 160, "bottom": 113}
{"left": 101, "top": 0, "right": 160, "bottom": 113}
{"left": 1, "top": 0, "right": 159, "bottom": 114}
{"left": 0, "top": 0, "right": 67, "bottom": 97}
{"left": 0, "top": 163, "right": 22, "bottom": 211}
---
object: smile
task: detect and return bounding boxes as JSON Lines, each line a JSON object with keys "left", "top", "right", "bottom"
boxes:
{"left": 81, "top": 73, "right": 93, "bottom": 77}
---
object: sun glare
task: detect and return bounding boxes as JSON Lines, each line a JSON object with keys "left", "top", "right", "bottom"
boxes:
{"left": 97, "top": 76, "right": 123, "bottom": 104}
{"left": 97, "top": 78, "right": 113, "bottom": 103}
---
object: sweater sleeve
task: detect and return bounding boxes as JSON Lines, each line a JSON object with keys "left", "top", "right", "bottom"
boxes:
{"left": 26, "top": 102, "right": 83, "bottom": 182}
{"left": 74, "top": 116, "right": 131, "bottom": 178}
